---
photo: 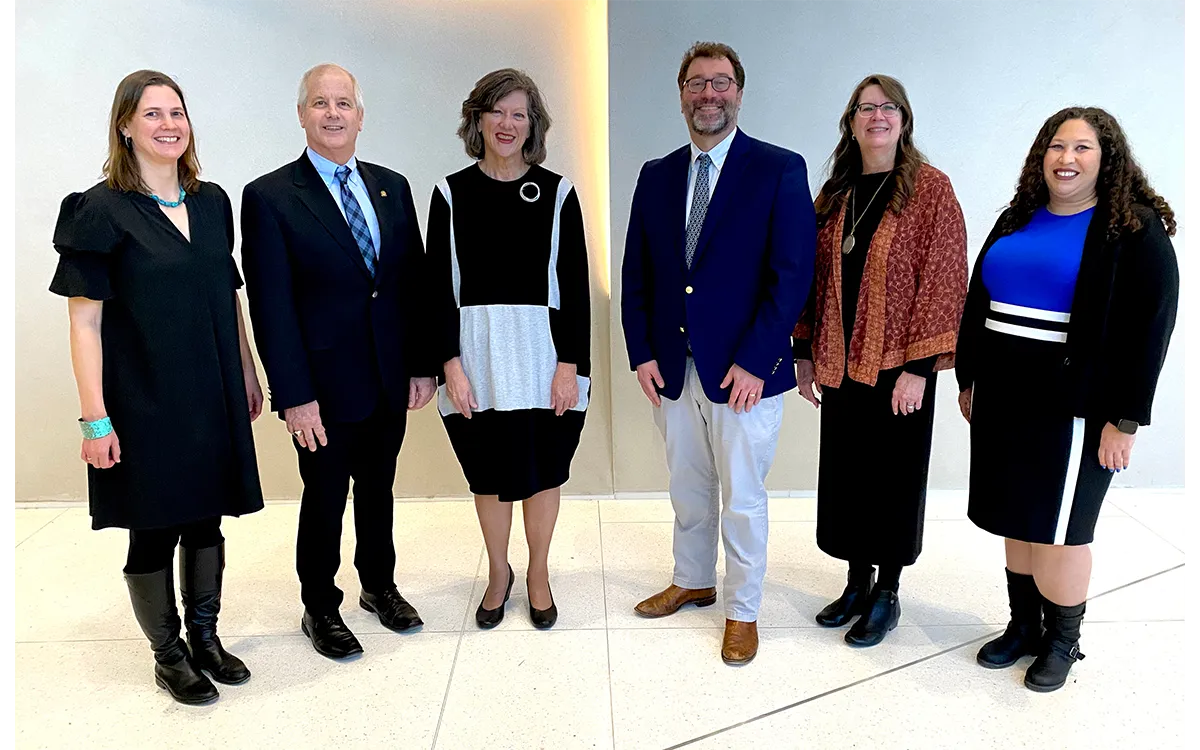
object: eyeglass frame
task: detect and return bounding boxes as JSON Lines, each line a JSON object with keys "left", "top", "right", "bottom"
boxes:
{"left": 682, "top": 75, "right": 737, "bottom": 94}
{"left": 852, "top": 102, "right": 902, "bottom": 118}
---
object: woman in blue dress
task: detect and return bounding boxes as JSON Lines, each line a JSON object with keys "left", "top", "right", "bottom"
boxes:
{"left": 956, "top": 107, "right": 1178, "bottom": 693}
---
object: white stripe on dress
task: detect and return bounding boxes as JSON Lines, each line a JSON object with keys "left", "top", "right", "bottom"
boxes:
{"left": 989, "top": 300, "right": 1071, "bottom": 323}
{"left": 984, "top": 319, "right": 1069, "bottom": 343}
{"left": 547, "top": 177, "right": 573, "bottom": 310}
{"left": 1053, "top": 417, "right": 1086, "bottom": 545}
{"left": 436, "top": 179, "right": 461, "bottom": 307}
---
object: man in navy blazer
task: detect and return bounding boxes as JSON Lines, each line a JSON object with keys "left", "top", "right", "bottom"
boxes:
{"left": 241, "top": 64, "right": 436, "bottom": 659}
{"left": 621, "top": 42, "right": 816, "bottom": 664}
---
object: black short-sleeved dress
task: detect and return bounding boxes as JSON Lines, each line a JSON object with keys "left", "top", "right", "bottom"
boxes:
{"left": 427, "top": 164, "right": 591, "bottom": 502}
{"left": 49, "top": 181, "right": 265, "bottom": 530}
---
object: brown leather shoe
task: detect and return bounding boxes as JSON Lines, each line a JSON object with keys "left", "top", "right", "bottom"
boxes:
{"left": 721, "top": 619, "right": 758, "bottom": 665}
{"left": 634, "top": 584, "right": 718, "bottom": 618}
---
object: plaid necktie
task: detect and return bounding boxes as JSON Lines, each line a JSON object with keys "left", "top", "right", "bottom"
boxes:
{"left": 684, "top": 152, "right": 713, "bottom": 269}
{"left": 335, "top": 165, "right": 376, "bottom": 277}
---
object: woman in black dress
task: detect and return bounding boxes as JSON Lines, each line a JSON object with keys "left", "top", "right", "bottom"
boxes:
{"left": 957, "top": 107, "right": 1178, "bottom": 692}
{"left": 429, "top": 69, "right": 590, "bottom": 630}
{"left": 793, "top": 75, "right": 968, "bottom": 647}
{"left": 50, "top": 70, "right": 265, "bottom": 705}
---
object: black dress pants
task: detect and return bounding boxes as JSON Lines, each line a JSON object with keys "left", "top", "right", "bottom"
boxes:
{"left": 295, "top": 404, "right": 406, "bottom": 613}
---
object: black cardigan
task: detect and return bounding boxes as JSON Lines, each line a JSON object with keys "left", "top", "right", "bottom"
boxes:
{"left": 956, "top": 203, "right": 1178, "bottom": 426}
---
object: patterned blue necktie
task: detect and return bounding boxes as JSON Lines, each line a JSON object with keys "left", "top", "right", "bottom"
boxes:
{"left": 684, "top": 153, "right": 713, "bottom": 269}
{"left": 335, "top": 165, "right": 376, "bottom": 277}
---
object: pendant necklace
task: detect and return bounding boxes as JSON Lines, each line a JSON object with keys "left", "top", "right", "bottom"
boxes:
{"left": 841, "top": 171, "right": 891, "bottom": 255}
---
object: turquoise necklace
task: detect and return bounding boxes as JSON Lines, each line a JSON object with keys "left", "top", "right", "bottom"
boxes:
{"left": 150, "top": 186, "right": 186, "bottom": 208}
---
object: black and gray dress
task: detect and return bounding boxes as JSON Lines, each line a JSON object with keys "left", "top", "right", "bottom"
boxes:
{"left": 427, "top": 164, "right": 590, "bottom": 502}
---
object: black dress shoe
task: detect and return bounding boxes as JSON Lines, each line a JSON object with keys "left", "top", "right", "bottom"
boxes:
{"left": 360, "top": 587, "right": 423, "bottom": 632}
{"left": 529, "top": 579, "right": 558, "bottom": 630}
{"left": 476, "top": 565, "right": 515, "bottom": 629}
{"left": 845, "top": 588, "right": 901, "bottom": 647}
{"left": 301, "top": 610, "right": 363, "bottom": 659}
{"left": 816, "top": 569, "right": 876, "bottom": 627}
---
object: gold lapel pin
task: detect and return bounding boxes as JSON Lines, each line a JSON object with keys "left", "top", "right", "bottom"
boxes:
{"left": 380, "top": 190, "right": 388, "bottom": 197}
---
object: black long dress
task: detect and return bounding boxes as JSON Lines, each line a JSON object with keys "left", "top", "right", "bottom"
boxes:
{"left": 50, "top": 181, "right": 265, "bottom": 530}
{"left": 810, "top": 172, "right": 937, "bottom": 566}
{"left": 427, "top": 164, "right": 590, "bottom": 502}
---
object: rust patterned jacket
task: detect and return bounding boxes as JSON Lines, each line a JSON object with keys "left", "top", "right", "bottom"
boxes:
{"left": 793, "top": 163, "right": 968, "bottom": 388}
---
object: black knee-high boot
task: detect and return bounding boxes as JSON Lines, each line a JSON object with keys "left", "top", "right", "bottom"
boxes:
{"left": 1024, "top": 598, "right": 1086, "bottom": 692}
{"left": 125, "top": 567, "right": 219, "bottom": 705}
{"left": 180, "top": 543, "right": 250, "bottom": 685}
{"left": 977, "top": 568, "right": 1043, "bottom": 668}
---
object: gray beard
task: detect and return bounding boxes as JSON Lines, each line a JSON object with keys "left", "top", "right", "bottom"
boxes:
{"left": 688, "top": 102, "right": 735, "bottom": 135}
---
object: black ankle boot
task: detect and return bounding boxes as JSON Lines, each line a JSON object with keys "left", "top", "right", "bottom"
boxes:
{"left": 180, "top": 543, "right": 250, "bottom": 685}
{"left": 125, "top": 567, "right": 219, "bottom": 705}
{"left": 845, "top": 587, "right": 901, "bottom": 647}
{"left": 816, "top": 567, "right": 876, "bottom": 627}
{"left": 1025, "top": 599, "right": 1086, "bottom": 692}
{"left": 977, "top": 569, "right": 1043, "bottom": 669}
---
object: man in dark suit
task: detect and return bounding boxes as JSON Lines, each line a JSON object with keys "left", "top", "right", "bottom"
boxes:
{"left": 241, "top": 63, "right": 435, "bottom": 659}
{"left": 621, "top": 42, "right": 816, "bottom": 665}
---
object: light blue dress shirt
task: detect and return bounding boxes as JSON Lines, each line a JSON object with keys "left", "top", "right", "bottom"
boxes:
{"left": 684, "top": 126, "right": 738, "bottom": 226}
{"left": 306, "top": 147, "right": 382, "bottom": 257}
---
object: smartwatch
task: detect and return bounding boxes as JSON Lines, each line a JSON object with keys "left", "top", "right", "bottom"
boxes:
{"left": 1115, "top": 419, "right": 1139, "bottom": 435}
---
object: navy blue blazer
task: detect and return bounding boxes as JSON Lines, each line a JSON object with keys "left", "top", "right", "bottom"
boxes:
{"left": 621, "top": 130, "right": 816, "bottom": 403}
{"left": 240, "top": 152, "right": 432, "bottom": 423}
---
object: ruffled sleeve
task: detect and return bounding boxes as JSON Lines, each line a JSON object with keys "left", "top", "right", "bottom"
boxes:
{"left": 48, "top": 191, "right": 122, "bottom": 300}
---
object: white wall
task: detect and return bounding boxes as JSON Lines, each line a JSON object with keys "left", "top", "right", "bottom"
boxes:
{"left": 607, "top": 0, "right": 1186, "bottom": 491}
{"left": 16, "top": 0, "right": 612, "bottom": 501}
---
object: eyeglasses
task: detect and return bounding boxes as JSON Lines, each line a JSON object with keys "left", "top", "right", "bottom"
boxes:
{"left": 853, "top": 102, "right": 901, "bottom": 117}
{"left": 683, "top": 75, "right": 735, "bottom": 94}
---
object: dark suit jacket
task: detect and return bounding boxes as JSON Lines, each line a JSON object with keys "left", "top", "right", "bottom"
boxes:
{"left": 956, "top": 203, "right": 1179, "bottom": 426}
{"left": 240, "top": 152, "right": 432, "bottom": 424}
{"left": 621, "top": 130, "right": 817, "bottom": 402}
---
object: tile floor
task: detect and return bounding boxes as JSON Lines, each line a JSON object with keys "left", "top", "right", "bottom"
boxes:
{"left": 13, "top": 490, "right": 1186, "bottom": 749}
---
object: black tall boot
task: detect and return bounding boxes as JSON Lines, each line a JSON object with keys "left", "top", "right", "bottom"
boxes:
{"left": 977, "top": 569, "right": 1043, "bottom": 668}
{"left": 180, "top": 543, "right": 250, "bottom": 685}
{"left": 125, "top": 568, "right": 219, "bottom": 705}
{"left": 1024, "top": 598, "right": 1086, "bottom": 693}
{"left": 815, "top": 566, "right": 876, "bottom": 627}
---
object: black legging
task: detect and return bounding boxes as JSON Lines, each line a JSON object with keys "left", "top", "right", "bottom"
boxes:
{"left": 124, "top": 517, "right": 224, "bottom": 575}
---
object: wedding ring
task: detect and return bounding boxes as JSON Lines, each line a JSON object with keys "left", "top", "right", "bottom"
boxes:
{"left": 293, "top": 430, "right": 303, "bottom": 437}
{"left": 749, "top": 392, "right": 757, "bottom": 398}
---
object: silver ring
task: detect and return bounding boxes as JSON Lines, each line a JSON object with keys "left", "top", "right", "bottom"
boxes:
{"left": 519, "top": 181, "right": 540, "bottom": 202}
{"left": 293, "top": 430, "right": 304, "bottom": 437}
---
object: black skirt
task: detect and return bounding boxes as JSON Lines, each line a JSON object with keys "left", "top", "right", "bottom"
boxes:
{"left": 816, "top": 367, "right": 937, "bottom": 566}
{"left": 967, "top": 325, "right": 1113, "bottom": 545}
{"left": 442, "top": 408, "right": 585, "bottom": 502}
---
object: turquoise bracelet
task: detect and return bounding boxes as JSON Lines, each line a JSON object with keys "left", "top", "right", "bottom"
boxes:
{"left": 79, "top": 416, "right": 113, "bottom": 440}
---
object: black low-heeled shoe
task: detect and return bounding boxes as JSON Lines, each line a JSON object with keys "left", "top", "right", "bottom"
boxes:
{"left": 529, "top": 579, "right": 558, "bottom": 630}
{"left": 476, "top": 564, "right": 515, "bottom": 629}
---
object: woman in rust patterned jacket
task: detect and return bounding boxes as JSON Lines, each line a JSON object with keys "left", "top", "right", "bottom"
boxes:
{"left": 793, "top": 74, "right": 967, "bottom": 647}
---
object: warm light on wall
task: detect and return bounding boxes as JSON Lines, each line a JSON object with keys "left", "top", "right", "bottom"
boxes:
{"left": 569, "top": 0, "right": 611, "bottom": 299}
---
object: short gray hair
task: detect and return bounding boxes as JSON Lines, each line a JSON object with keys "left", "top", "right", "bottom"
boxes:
{"left": 297, "top": 63, "right": 364, "bottom": 110}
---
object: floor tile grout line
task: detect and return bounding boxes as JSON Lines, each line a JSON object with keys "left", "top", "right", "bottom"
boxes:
{"left": 661, "top": 631, "right": 1003, "bottom": 750}
{"left": 662, "top": 561, "right": 1186, "bottom": 749}
{"left": 597, "top": 500, "right": 618, "bottom": 750}
{"left": 14, "top": 509, "right": 71, "bottom": 550}
{"left": 430, "top": 543, "right": 484, "bottom": 750}
{"left": 1104, "top": 500, "right": 1186, "bottom": 555}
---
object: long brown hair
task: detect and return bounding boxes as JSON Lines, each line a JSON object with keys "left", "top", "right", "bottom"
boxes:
{"left": 813, "top": 74, "right": 926, "bottom": 225}
{"left": 999, "top": 106, "right": 1175, "bottom": 240}
{"left": 102, "top": 70, "right": 202, "bottom": 193}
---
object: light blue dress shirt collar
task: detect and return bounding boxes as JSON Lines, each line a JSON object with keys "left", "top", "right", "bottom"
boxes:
{"left": 305, "top": 147, "right": 382, "bottom": 257}
{"left": 306, "top": 147, "right": 359, "bottom": 188}
{"left": 689, "top": 126, "right": 738, "bottom": 172}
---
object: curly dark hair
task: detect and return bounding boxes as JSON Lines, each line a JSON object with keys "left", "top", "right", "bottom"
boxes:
{"left": 1000, "top": 106, "right": 1175, "bottom": 239}
{"left": 813, "top": 74, "right": 926, "bottom": 225}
